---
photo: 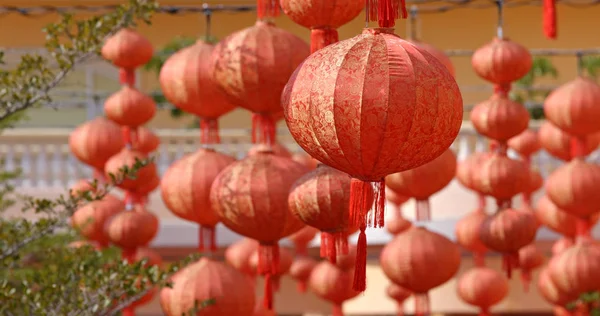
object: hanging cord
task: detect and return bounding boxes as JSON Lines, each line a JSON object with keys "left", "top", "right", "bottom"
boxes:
{"left": 203, "top": 4, "right": 212, "bottom": 40}
{"left": 496, "top": 0, "right": 505, "bottom": 38}
{"left": 576, "top": 51, "right": 584, "bottom": 76}
{"left": 408, "top": 6, "right": 419, "bottom": 40}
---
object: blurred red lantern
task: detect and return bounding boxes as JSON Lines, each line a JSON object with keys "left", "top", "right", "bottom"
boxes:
{"left": 287, "top": 226, "right": 318, "bottom": 256}
{"left": 456, "top": 153, "right": 492, "bottom": 192}
{"left": 387, "top": 283, "right": 412, "bottom": 316}
{"left": 133, "top": 247, "right": 163, "bottom": 267}
{"left": 105, "top": 206, "right": 159, "bottom": 258}
{"left": 133, "top": 127, "right": 160, "bottom": 154}
{"left": 535, "top": 195, "right": 600, "bottom": 238}
{"left": 101, "top": 29, "right": 153, "bottom": 70}
{"left": 210, "top": 151, "right": 308, "bottom": 309}
{"left": 552, "top": 238, "right": 575, "bottom": 256}
{"left": 71, "top": 194, "right": 124, "bottom": 248}
{"left": 159, "top": 40, "right": 236, "bottom": 121}
{"left": 471, "top": 37, "right": 532, "bottom": 90}
{"left": 104, "top": 86, "right": 156, "bottom": 128}
{"left": 386, "top": 214, "right": 413, "bottom": 236}
{"left": 104, "top": 149, "right": 158, "bottom": 194}
{"left": 309, "top": 260, "right": 360, "bottom": 316}
{"left": 538, "top": 121, "right": 600, "bottom": 161}
{"left": 409, "top": 40, "right": 455, "bottom": 77}
{"left": 455, "top": 210, "right": 488, "bottom": 266}
{"left": 289, "top": 165, "right": 370, "bottom": 263}
{"left": 518, "top": 244, "right": 545, "bottom": 292}
{"left": 457, "top": 267, "right": 509, "bottom": 315}
{"left": 471, "top": 154, "right": 529, "bottom": 205}
{"left": 381, "top": 227, "right": 461, "bottom": 315}
{"left": 225, "top": 238, "right": 260, "bottom": 278}
{"left": 280, "top": 0, "right": 364, "bottom": 52}
{"left": 538, "top": 268, "right": 577, "bottom": 306}
{"left": 160, "top": 258, "right": 255, "bottom": 316}
{"left": 545, "top": 158, "right": 600, "bottom": 220}
{"left": 508, "top": 129, "right": 541, "bottom": 158}
{"left": 479, "top": 209, "right": 538, "bottom": 277}
{"left": 386, "top": 149, "right": 457, "bottom": 221}
{"left": 470, "top": 94, "right": 530, "bottom": 142}
{"left": 289, "top": 256, "right": 317, "bottom": 293}
{"left": 547, "top": 240, "right": 600, "bottom": 297}
{"left": 544, "top": 77, "right": 600, "bottom": 136}
{"left": 161, "top": 148, "right": 235, "bottom": 251}
{"left": 522, "top": 168, "right": 543, "bottom": 209}
{"left": 69, "top": 117, "right": 124, "bottom": 172}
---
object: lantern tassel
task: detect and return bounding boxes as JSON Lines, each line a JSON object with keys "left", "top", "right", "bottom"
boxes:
{"left": 258, "top": 243, "right": 280, "bottom": 310}
{"left": 479, "top": 307, "right": 490, "bottom": 316}
{"left": 367, "top": 0, "right": 408, "bottom": 28}
{"left": 320, "top": 232, "right": 328, "bottom": 258}
{"left": 415, "top": 199, "right": 431, "bottom": 221}
{"left": 251, "top": 113, "right": 276, "bottom": 146}
{"left": 543, "top": 0, "right": 557, "bottom": 39}
{"left": 332, "top": 304, "right": 344, "bottom": 316}
{"left": 119, "top": 68, "right": 136, "bottom": 86}
{"left": 297, "top": 280, "right": 307, "bottom": 293}
{"left": 335, "top": 232, "right": 349, "bottom": 255}
{"left": 520, "top": 269, "right": 531, "bottom": 292}
{"left": 263, "top": 274, "right": 274, "bottom": 310}
{"left": 414, "top": 293, "right": 430, "bottom": 316}
{"left": 352, "top": 226, "right": 367, "bottom": 292}
{"left": 200, "top": 118, "right": 220, "bottom": 144}
{"left": 256, "top": 0, "right": 280, "bottom": 20}
{"left": 323, "top": 232, "right": 337, "bottom": 264}
{"left": 396, "top": 302, "right": 405, "bottom": 316}
{"left": 349, "top": 179, "right": 373, "bottom": 228}
{"left": 310, "top": 28, "right": 339, "bottom": 53}
{"left": 502, "top": 252, "right": 519, "bottom": 279}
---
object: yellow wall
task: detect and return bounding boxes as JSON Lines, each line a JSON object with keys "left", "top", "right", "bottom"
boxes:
{"left": 1, "top": 1, "right": 600, "bottom": 128}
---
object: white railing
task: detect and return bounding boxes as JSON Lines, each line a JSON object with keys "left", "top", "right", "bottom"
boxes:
{"left": 0, "top": 121, "right": 592, "bottom": 189}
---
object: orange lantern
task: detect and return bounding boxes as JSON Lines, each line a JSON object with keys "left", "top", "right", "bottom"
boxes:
{"left": 387, "top": 283, "right": 412, "bottom": 316}
{"left": 457, "top": 267, "right": 509, "bottom": 316}
{"left": 105, "top": 206, "right": 159, "bottom": 259}
{"left": 470, "top": 94, "right": 530, "bottom": 143}
{"left": 71, "top": 194, "right": 124, "bottom": 248}
{"left": 289, "top": 257, "right": 317, "bottom": 293}
{"left": 538, "top": 121, "right": 600, "bottom": 161}
{"left": 455, "top": 210, "right": 489, "bottom": 266}
{"left": 69, "top": 117, "right": 125, "bottom": 173}
{"left": 518, "top": 244, "right": 545, "bottom": 291}
{"left": 309, "top": 260, "right": 360, "bottom": 316}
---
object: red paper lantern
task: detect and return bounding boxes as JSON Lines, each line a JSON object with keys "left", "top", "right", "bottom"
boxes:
{"left": 134, "top": 127, "right": 160, "bottom": 154}
{"left": 479, "top": 209, "right": 537, "bottom": 277}
{"left": 101, "top": 28, "right": 153, "bottom": 70}
{"left": 455, "top": 210, "right": 489, "bottom": 266}
{"left": 386, "top": 283, "right": 412, "bottom": 316}
{"left": 280, "top": 0, "right": 364, "bottom": 52}
{"left": 386, "top": 149, "right": 457, "bottom": 220}
{"left": 456, "top": 153, "right": 492, "bottom": 191}
{"left": 409, "top": 40, "right": 455, "bottom": 77}
{"left": 386, "top": 187, "right": 410, "bottom": 207}
{"left": 161, "top": 148, "right": 235, "bottom": 251}
{"left": 71, "top": 194, "right": 124, "bottom": 248}
{"left": 159, "top": 40, "right": 236, "bottom": 120}
{"left": 538, "top": 121, "right": 600, "bottom": 161}
{"left": 381, "top": 227, "right": 461, "bottom": 315}
{"left": 249, "top": 247, "right": 293, "bottom": 291}
{"left": 547, "top": 240, "right": 600, "bottom": 297}
{"left": 104, "top": 148, "right": 158, "bottom": 193}
{"left": 471, "top": 37, "right": 532, "bottom": 89}
{"left": 538, "top": 268, "right": 577, "bottom": 306}
{"left": 289, "top": 164, "right": 371, "bottom": 262}
{"left": 105, "top": 206, "right": 159, "bottom": 256}
{"left": 210, "top": 151, "right": 308, "bottom": 309}
{"left": 545, "top": 159, "right": 600, "bottom": 219}
{"left": 386, "top": 215, "right": 413, "bottom": 236}
{"left": 309, "top": 260, "right": 360, "bottom": 316}
{"left": 287, "top": 226, "right": 318, "bottom": 256}
{"left": 470, "top": 94, "right": 530, "bottom": 142}
{"left": 104, "top": 86, "right": 156, "bottom": 128}
{"left": 69, "top": 117, "right": 125, "bottom": 171}
{"left": 225, "top": 238, "right": 260, "bottom": 277}
{"left": 283, "top": 27, "right": 463, "bottom": 291}
{"left": 457, "top": 267, "right": 509, "bottom": 315}
{"left": 552, "top": 238, "right": 575, "bottom": 256}
{"left": 471, "top": 154, "right": 529, "bottom": 204}
{"left": 508, "top": 129, "right": 540, "bottom": 158}
{"left": 160, "top": 258, "right": 255, "bottom": 316}
{"left": 544, "top": 76, "right": 600, "bottom": 136}
{"left": 535, "top": 195, "right": 600, "bottom": 238}
{"left": 289, "top": 257, "right": 317, "bottom": 293}
{"left": 518, "top": 244, "right": 545, "bottom": 291}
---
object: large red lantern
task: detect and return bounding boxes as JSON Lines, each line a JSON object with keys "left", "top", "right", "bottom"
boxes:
{"left": 210, "top": 151, "right": 308, "bottom": 309}
{"left": 381, "top": 227, "right": 461, "bottom": 315}
{"left": 457, "top": 267, "right": 509, "bottom": 315}
{"left": 289, "top": 164, "right": 371, "bottom": 263}
{"left": 283, "top": 21, "right": 463, "bottom": 291}
{"left": 161, "top": 148, "right": 235, "bottom": 251}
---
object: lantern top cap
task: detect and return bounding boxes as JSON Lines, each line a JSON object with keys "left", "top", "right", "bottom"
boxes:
{"left": 362, "top": 28, "right": 396, "bottom": 36}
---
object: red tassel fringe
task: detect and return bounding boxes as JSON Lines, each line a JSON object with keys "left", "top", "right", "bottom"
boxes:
{"left": 258, "top": 244, "right": 279, "bottom": 310}
{"left": 502, "top": 252, "right": 520, "bottom": 279}
{"left": 251, "top": 113, "right": 276, "bottom": 146}
{"left": 297, "top": 281, "right": 307, "bottom": 293}
{"left": 543, "top": 0, "right": 557, "bottom": 39}
{"left": 263, "top": 274, "right": 274, "bottom": 310}
{"left": 414, "top": 293, "right": 430, "bottom": 316}
{"left": 415, "top": 199, "right": 431, "bottom": 221}
{"left": 200, "top": 118, "right": 221, "bottom": 144}
{"left": 332, "top": 304, "right": 344, "bottom": 316}
{"left": 366, "top": 0, "right": 408, "bottom": 28}
{"left": 256, "top": 0, "right": 280, "bottom": 19}
{"left": 479, "top": 307, "right": 490, "bottom": 316}
{"left": 119, "top": 68, "right": 136, "bottom": 86}
{"left": 198, "top": 226, "right": 217, "bottom": 253}
{"left": 353, "top": 227, "right": 368, "bottom": 292}
{"left": 396, "top": 302, "right": 405, "bottom": 316}
{"left": 310, "top": 28, "right": 339, "bottom": 53}
{"left": 521, "top": 269, "right": 531, "bottom": 292}
{"left": 321, "top": 231, "right": 350, "bottom": 263}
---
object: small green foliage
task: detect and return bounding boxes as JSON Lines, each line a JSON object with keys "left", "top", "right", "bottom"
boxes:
{"left": 511, "top": 57, "right": 559, "bottom": 120}
{"left": 581, "top": 55, "right": 600, "bottom": 80}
